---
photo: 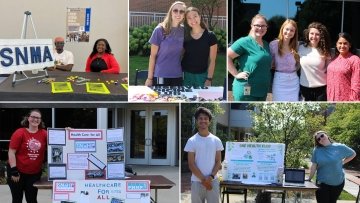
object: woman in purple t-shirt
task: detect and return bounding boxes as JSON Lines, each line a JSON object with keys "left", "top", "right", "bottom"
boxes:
{"left": 145, "top": 1, "right": 186, "bottom": 86}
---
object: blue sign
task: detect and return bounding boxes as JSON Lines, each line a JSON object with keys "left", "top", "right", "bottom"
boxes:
{"left": 85, "top": 8, "right": 91, "bottom": 32}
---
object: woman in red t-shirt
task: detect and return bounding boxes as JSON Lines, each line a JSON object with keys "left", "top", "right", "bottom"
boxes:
{"left": 7, "top": 109, "right": 47, "bottom": 203}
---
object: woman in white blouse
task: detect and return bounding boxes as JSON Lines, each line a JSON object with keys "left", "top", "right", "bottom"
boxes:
{"left": 299, "top": 22, "right": 331, "bottom": 101}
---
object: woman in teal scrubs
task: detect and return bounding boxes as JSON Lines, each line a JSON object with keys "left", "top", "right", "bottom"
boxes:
{"left": 228, "top": 14, "right": 272, "bottom": 101}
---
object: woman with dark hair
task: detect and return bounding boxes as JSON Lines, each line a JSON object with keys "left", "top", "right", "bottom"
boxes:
{"left": 327, "top": 32, "right": 360, "bottom": 101}
{"left": 7, "top": 109, "right": 47, "bottom": 203}
{"left": 308, "top": 131, "right": 356, "bottom": 203}
{"left": 145, "top": 1, "right": 186, "bottom": 86}
{"left": 299, "top": 22, "right": 331, "bottom": 101}
{"left": 182, "top": 7, "right": 217, "bottom": 87}
{"left": 85, "top": 38, "right": 120, "bottom": 74}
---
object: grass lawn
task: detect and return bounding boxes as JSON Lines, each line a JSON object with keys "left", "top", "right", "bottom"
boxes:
{"left": 129, "top": 53, "right": 226, "bottom": 86}
{"left": 339, "top": 190, "right": 356, "bottom": 200}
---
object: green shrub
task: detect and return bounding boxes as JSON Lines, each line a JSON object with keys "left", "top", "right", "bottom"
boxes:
{"left": 212, "top": 28, "right": 227, "bottom": 53}
{"left": 129, "top": 22, "right": 158, "bottom": 56}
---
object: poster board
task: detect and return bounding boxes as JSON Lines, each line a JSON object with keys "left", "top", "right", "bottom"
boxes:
{"left": 52, "top": 179, "right": 151, "bottom": 203}
{"left": 225, "top": 142, "right": 285, "bottom": 184}
{"left": 0, "top": 39, "right": 54, "bottom": 74}
{"left": 47, "top": 128, "right": 125, "bottom": 180}
{"left": 66, "top": 8, "right": 91, "bottom": 43}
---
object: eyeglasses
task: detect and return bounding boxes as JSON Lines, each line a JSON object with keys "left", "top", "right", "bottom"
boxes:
{"left": 30, "top": 115, "right": 41, "bottom": 120}
{"left": 253, "top": 24, "right": 268, "bottom": 29}
{"left": 316, "top": 134, "right": 325, "bottom": 141}
{"left": 55, "top": 42, "right": 65, "bottom": 45}
{"left": 172, "top": 9, "right": 185, "bottom": 14}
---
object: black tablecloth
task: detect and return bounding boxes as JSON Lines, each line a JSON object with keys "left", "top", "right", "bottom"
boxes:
{"left": 0, "top": 71, "right": 128, "bottom": 101}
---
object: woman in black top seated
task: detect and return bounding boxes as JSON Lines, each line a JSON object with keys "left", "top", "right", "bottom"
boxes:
{"left": 85, "top": 38, "right": 120, "bottom": 74}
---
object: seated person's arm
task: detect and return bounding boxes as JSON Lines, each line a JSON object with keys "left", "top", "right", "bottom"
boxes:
{"left": 85, "top": 56, "right": 92, "bottom": 72}
{"left": 101, "top": 55, "right": 120, "bottom": 74}
{"left": 56, "top": 63, "right": 73, "bottom": 71}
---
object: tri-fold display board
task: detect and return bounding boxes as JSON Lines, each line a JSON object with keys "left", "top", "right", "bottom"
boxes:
{"left": 47, "top": 128, "right": 125, "bottom": 180}
{"left": 48, "top": 128, "right": 151, "bottom": 203}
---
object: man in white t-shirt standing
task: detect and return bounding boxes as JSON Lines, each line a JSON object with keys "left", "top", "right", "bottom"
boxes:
{"left": 184, "top": 107, "right": 224, "bottom": 203}
{"left": 48, "top": 37, "right": 74, "bottom": 71}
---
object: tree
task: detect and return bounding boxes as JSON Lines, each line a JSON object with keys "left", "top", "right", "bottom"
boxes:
{"left": 264, "top": 15, "right": 287, "bottom": 43}
{"left": 295, "top": 0, "right": 341, "bottom": 45}
{"left": 181, "top": 103, "right": 224, "bottom": 140}
{"left": 180, "top": 103, "right": 225, "bottom": 172}
{"left": 191, "top": 0, "right": 225, "bottom": 30}
{"left": 249, "top": 103, "right": 327, "bottom": 168}
{"left": 326, "top": 103, "right": 360, "bottom": 160}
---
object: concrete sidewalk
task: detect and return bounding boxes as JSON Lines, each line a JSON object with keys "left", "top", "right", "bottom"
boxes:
{"left": 0, "top": 165, "right": 179, "bottom": 203}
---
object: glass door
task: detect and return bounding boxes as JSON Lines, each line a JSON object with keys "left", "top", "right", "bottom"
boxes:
{"left": 149, "top": 109, "right": 169, "bottom": 165}
{"left": 127, "top": 107, "right": 172, "bottom": 165}
{"left": 129, "top": 109, "right": 147, "bottom": 164}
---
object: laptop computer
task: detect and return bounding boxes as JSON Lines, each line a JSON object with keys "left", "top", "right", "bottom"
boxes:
{"left": 283, "top": 168, "right": 305, "bottom": 187}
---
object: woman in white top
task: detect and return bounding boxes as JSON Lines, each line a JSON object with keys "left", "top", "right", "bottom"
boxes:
{"left": 299, "top": 22, "right": 331, "bottom": 101}
{"left": 270, "top": 19, "right": 300, "bottom": 101}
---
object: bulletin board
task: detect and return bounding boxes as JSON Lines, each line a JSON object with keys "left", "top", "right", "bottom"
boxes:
{"left": 225, "top": 142, "right": 285, "bottom": 184}
{"left": 47, "top": 128, "right": 125, "bottom": 181}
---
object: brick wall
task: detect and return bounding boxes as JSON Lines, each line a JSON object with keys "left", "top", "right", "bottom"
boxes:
{"left": 130, "top": 0, "right": 226, "bottom": 16}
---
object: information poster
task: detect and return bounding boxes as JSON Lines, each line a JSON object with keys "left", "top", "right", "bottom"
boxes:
{"left": 225, "top": 142, "right": 285, "bottom": 184}
{"left": 47, "top": 128, "right": 125, "bottom": 180}
{"left": 66, "top": 8, "right": 91, "bottom": 42}
{"left": 52, "top": 180, "right": 151, "bottom": 203}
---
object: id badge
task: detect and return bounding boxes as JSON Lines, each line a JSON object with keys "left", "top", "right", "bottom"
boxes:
{"left": 244, "top": 84, "right": 251, "bottom": 95}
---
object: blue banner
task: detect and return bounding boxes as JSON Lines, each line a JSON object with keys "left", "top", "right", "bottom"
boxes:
{"left": 85, "top": 8, "right": 91, "bottom": 32}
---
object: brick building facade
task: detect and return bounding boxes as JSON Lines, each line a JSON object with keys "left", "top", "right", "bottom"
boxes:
{"left": 129, "top": 0, "right": 226, "bottom": 16}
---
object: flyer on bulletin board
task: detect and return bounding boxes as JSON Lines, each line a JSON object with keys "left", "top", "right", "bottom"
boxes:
{"left": 52, "top": 179, "right": 151, "bottom": 203}
{"left": 86, "top": 82, "right": 110, "bottom": 94}
{"left": 225, "top": 142, "right": 285, "bottom": 184}
{"left": 51, "top": 82, "right": 74, "bottom": 93}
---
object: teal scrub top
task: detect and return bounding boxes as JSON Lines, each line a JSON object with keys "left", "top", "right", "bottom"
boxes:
{"left": 230, "top": 36, "right": 272, "bottom": 98}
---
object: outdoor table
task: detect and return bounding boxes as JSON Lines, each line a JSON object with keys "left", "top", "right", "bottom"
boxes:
{"left": 220, "top": 180, "right": 318, "bottom": 203}
{"left": 0, "top": 71, "right": 128, "bottom": 101}
{"left": 128, "top": 85, "right": 224, "bottom": 102}
{"left": 34, "top": 175, "right": 175, "bottom": 203}
{"left": 347, "top": 175, "right": 360, "bottom": 203}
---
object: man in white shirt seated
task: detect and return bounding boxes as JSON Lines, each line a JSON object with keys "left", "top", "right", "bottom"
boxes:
{"left": 47, "top": 37, "right": 74, "bottom": 71}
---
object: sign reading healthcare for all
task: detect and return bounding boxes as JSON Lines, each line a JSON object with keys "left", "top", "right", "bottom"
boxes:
{"left": 67, "top": 8, "right": 91, "bottom": 42}
{"left": 52, "top": 180, "right": 151, "bottom": 203}
{"left": 0, "top": 39, "right": 54, "bottom": 74}
{"left": 69, "top": 129, "right": 103, "bottom": 140}
{"left": 225, "top": 142, "right": 285, "bottom": 185}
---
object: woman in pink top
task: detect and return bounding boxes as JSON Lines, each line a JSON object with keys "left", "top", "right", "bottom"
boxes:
{"left": 327, "top": 32, "right": 360, "bottom": 101}
{"left": 270, "top": 19, "right": 300, "bottom": 101}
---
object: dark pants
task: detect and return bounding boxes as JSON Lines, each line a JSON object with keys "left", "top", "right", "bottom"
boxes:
{"left": 155, "top": 77, "right": 183, "bottom": 86}
{"left": 300, "top": 85, "right": 327, "bottom": 101}
{"left": 7, "top": 164, "right": 41, "bottom": 203}
{"left": 316, "top": 180, "right": 345, "bottom": 203}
